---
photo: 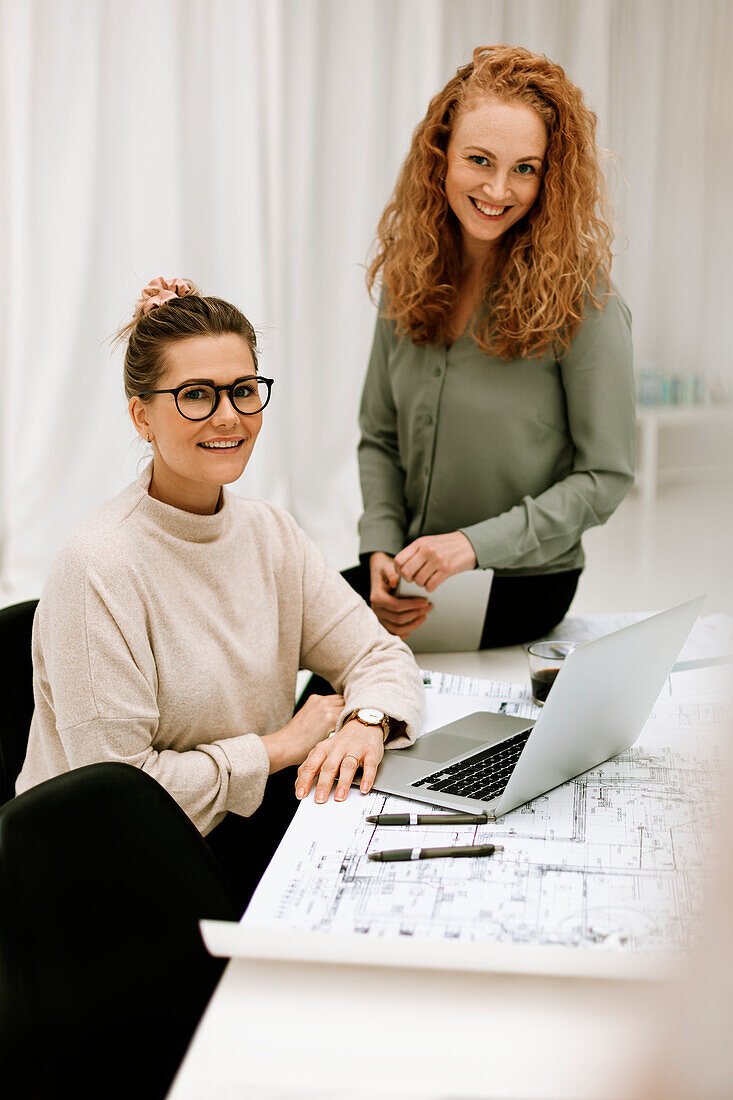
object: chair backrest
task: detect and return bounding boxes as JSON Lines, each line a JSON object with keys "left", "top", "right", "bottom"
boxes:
{"left": 0, "top": 599, "right": 39, "bottom": 806}
{"left": 0, "top": 761, "right": 238, "bottom": 1100}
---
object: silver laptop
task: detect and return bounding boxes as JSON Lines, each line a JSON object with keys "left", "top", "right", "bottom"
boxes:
{"left": 374, "top": 597, "right": 705, "bottom": 818}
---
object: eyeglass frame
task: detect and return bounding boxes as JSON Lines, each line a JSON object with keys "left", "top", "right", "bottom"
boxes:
{"left": 136, "top": 374, "right": 275, "bottom": 421}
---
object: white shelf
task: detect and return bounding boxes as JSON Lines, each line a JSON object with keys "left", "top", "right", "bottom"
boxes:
{"left": 634, "top": 403, "right": 733, "bottom": 496}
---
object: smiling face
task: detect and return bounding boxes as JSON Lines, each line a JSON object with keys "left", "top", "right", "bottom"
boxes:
{"left": 128, "top": 333, "right": 262, "bottom": 514}
{"left": 444, "top": 97, "right": 548, "bottom": 264}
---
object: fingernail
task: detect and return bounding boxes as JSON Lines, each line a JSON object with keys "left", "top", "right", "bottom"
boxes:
{"left": 296, "top": 787, "right": 305, "bottom": 799}
{"left": 336, "top": 788, "right": 346, "bottom": 800}
{"left": 360, "top": 784, "right": 369, "bottom": 794}
{"left": 315, "top": 793, "right": 325, "bottom": 804}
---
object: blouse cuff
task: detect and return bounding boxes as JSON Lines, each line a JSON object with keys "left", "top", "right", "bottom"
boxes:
{"left": 460, "top": 502, "right": 539, "bottom": 571}
{"left": 358, "top": 520, "right": 405, "bottom": 561}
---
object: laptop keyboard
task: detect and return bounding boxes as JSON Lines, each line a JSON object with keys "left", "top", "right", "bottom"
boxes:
{"left": 410, "top": 729, "right": 532, "bottom": 802}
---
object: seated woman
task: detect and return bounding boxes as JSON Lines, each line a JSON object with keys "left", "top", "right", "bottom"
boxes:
{"left": 16, "top": 277, "right": 424, "bottom": 912}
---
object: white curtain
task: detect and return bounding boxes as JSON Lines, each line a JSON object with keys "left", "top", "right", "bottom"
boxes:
{"left": 1, "top": 0, "right": 730, "bottom": 603}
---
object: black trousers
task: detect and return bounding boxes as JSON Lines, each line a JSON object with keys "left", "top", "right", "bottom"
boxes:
{"left": 300, "top": 562, "right": 581, "bottom": 700}
{"left": 204, "top": 765, "right": 300, "bottom": 916}
{"left": 478, "top": 567, "right": 581, "bottom": 647}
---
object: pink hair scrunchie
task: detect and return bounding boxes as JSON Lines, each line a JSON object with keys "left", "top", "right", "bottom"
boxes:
{"left": 137, "top": 276, "right": 196, "bottom": 316}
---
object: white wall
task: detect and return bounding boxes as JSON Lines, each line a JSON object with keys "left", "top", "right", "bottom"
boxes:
{"left": 1, "top": 0, "right": 730, "bottom": 603}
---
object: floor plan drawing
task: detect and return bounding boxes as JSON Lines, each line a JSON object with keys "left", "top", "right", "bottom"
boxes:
{"left": 245, "top": 672, "right": 726, "bottom": 956}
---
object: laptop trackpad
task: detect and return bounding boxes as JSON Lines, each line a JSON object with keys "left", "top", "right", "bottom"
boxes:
{"left": 404, "top": 731, "right": 480, "bottom": 763}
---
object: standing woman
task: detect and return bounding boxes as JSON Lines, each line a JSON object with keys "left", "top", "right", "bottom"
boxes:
{"left": 358, "top": 45, "right": 635, "bottom": 646}
{"left": 17, "top": 279, "right": 424, "bottom": 912}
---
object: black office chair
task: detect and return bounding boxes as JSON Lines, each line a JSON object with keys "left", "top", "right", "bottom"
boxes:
{"left": 0, "top": 761, "right": 238, "bottom": 1100}
{"left": 0, "top": 598, "right": 39, "bottom": 805}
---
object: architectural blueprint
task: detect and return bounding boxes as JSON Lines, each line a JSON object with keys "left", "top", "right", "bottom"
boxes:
{"left": 245, "top": 668, "right": 728, "bottom": 956}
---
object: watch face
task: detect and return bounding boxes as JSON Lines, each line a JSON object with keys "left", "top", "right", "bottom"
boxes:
{"left": 357, "top": 708, "right": 385, "bottom": 725}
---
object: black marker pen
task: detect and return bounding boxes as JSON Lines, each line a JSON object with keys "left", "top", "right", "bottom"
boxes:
{"left": 368, "top": 843, "right": 503, "bottom": 862}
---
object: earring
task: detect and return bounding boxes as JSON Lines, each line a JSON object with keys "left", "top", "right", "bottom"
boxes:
{"left": 146, "top": 434, "right": 150, "bottom": 443}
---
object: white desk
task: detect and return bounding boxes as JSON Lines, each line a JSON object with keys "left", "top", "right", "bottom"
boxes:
{"left": 166, "top": 643, "right": 706, "bottom": 1100}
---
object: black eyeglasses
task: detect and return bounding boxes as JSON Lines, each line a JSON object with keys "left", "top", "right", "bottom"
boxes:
{"left": 137, "top": 375, "right": 274, "bottom": 421}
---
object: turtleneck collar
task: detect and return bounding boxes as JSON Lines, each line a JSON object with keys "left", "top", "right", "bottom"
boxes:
{"left": 134, "top": 461, "right": 231, "bottom": 543}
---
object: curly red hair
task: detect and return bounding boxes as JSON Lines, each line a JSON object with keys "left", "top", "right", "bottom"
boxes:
{"left": 366, "top": 45, "right": 615, "bottom": 359}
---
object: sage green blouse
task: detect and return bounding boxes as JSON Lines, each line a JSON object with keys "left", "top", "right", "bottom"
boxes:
{"left": 357, "top": 287, "right": 635, "bottom": 577}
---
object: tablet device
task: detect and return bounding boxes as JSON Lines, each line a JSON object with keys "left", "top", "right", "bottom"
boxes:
{"left": 397, "top": 569, "right": 493, "bottom": 653}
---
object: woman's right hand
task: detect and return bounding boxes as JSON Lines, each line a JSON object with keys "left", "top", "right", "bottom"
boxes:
{"left": 261, "top": 694, "right": 345, "bottom": 774}
{"left": 369, "top": 551, "right": 432, "bottom": 639}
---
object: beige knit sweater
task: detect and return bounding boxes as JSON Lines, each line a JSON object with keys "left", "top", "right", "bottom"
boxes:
{"left": 16, "top": 464, "right": 424, "bottom": 834}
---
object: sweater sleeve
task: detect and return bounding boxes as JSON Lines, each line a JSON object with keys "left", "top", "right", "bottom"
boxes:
{"left": 35, "top": 544, "right": 269, "bottom": 834}
{"left": 459, "top": 290, "right": 636, "bottom": 570}
{"left": 293, "top": 520, "right": 424, "bottom": 749}
{"left": 357, "top": 307, "right": 409, "bottom": 559}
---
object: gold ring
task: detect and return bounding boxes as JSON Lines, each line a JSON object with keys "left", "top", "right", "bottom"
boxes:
{"left": 342, "top": 754, "right": 361, "bottom": 766}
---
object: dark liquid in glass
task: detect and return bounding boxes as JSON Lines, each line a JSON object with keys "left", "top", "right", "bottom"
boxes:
{"left": 531, "top": 667, "right": 561, "bottom": 704}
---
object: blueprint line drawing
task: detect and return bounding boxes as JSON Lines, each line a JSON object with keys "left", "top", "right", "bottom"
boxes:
{"left": 245, "top": 675, "right": 727, "bottom": 956}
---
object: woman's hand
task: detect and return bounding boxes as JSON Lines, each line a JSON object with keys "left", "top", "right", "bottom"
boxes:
{"left": 394, "top": 532, "right": 477, "bottom": 592}
{"left": 261, "top": 693, "right": 345, "bottom": 775}
{"left": 295, "top": 720, "right": 385, "bottom": 803}
{"left": 369, "top": 551, "right": 432, "bottom": 639}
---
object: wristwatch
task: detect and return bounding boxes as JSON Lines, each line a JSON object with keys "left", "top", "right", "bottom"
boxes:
{"left": 342, "top": 708, "right": 392, "bottom": 743}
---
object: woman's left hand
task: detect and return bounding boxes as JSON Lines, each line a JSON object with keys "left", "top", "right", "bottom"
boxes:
{"left": 394, "top": 531, "right": 477, "bottom": 591}
{"left": 295, "top": 721, "right": 384, "bottom": 804}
